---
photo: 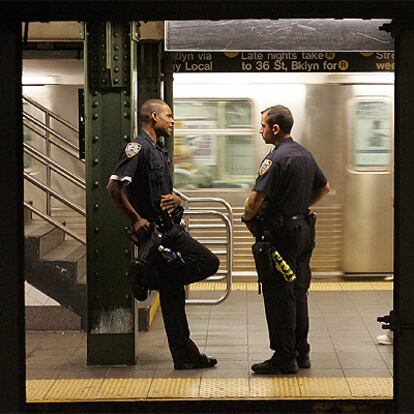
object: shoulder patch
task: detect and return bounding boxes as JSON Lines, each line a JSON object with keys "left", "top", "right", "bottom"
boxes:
{"left": 125, "top": 142, "right": 142, "bottom": 158}
{"left": 259, "top": 159, "right": 272, "bottom": 176}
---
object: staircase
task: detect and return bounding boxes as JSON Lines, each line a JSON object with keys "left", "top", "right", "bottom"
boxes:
{"left": 23, "top": 94, "right": 87, "bottom": 329}
{"left": 24, "top": 205, "right": 87, "bottom": 328}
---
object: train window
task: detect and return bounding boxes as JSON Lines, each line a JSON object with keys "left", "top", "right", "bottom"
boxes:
{"left": 173, "top": 99, "right": 256, "bottom": 189}
{"left": 225, "top": 136, "right": 256, "bottom": 176}
{"left": 174, "top": 101, "right": 218, "bottom": 129}
{"left": 352, "top": 99, "right": 392, "bottom": 170}
{"left": 224, "top": 101, "right": 252, "bottom": 128}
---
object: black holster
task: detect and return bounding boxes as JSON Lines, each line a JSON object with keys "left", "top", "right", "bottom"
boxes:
{"left": 137, "top": 226, "right": 164, "bottom": 263}
{"left": 252, "top": 241, "right": 274, "bottom": 284}
{"left": 127, "top": 206, "right": 185, "bottom": 265}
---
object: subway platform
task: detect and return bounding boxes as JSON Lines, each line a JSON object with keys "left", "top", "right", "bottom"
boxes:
{"left": 25, "top": 281, "right": 393, "bottom": 403}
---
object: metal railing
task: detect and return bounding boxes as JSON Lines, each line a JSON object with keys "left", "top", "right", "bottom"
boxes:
{"left": 175, "top": 189, "right": 234, "bottom": 305}
{"left": 23, "top": 112, "right": 80, "bottom": 156}
{"left": 23, "top": 94, "right": 86, "bottom": 245}
{"left": 24, "top": 172, "right": 86, "bottom": 217}
{"left": 24, "top": 201, "right": 86, "bottom": 245}
{"left": 24, "top": 143, "right": 86, "bottom": 190}
{"left": 23, "top": 95, "right": 79, "bottom": 136}
{"left": 23, "top": 94, "right": 83, "bottom": 216}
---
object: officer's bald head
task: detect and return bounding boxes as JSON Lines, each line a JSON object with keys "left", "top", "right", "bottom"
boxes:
{"left": 139, "top": 99, "right": 170, "bottom": 125}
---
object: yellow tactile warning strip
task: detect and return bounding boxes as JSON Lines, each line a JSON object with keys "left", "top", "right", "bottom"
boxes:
{"left": 45, "top": 379, "right": 104, "bottom": 401}
{"left": 96, "top": 378, "right": 152, "bottom": 400}
{"left": 298, "top": 377, "right": 351, "bottom": 398}
{"left": 26, "top": 377, "right": 392, "bottom": 402}
{"left": 199, "top": 378, "right": 250, "bottom": 398}
{"left": 26, "top": 379, "right": 55, "bottom": 401}
{"left": 347, "top": 378, "right": 392, "bottom": 398}
{"left": 148, "top": 379, "right": 201, "bottom": 398}
{"left": 190, "top": 281, "right": 393, "bottom": 292}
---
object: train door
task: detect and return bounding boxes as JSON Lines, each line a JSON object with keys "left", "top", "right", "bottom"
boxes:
{"left": 343, "top": 85, "right": 394, "bottom": 275}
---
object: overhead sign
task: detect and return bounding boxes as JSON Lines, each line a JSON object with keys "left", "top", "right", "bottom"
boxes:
{"left": 173, "top": 51, "right": 394, "bottom": 73}
{"left": 166, "top": 19, "right": 393, "bottom": 52}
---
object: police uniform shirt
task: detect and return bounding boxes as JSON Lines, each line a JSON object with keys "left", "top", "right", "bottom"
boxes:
{"left": 253, "top": 138, "right": 327, "bottom": 218}
{"left": 110, "top": 131, "right": 173, "bottom": 220}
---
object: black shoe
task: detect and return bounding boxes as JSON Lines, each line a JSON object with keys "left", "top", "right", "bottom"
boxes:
{"left": 127, "top": 260, "right": 149, "bottom": 301}
{"left": 251, "top": 357, "right": 298, "bottom": 375}
{"left": 174, "top": 353, "right": 218, "bottom": 370}
{"left": 297, "top": 353, "right": 311, "bottom": 369}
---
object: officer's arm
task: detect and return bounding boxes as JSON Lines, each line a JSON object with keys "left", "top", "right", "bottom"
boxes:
{"left": 309, "top": 182, "right": 331, "bottom": 206}
{"left": 106, "top": 180, "right": 151, "bottom": 237}
{"left": 242, "top": 190, "right": 266, "bottom": 222}
{"left": 106, "top": 179, "right": 140, "bottom": 221}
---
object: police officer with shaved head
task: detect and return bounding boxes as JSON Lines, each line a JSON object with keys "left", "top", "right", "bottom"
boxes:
{"left": 242, "top": 105, "right": 330, "bottom": 374}
{"left": 107, "top": 99, "right": 219, "bottom": 370}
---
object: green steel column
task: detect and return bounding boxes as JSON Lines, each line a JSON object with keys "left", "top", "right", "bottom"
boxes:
{"left": 84, "top": 21, "right": 138, "bottom": 365}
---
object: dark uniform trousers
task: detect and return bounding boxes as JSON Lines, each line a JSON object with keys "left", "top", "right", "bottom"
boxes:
{"left": 141, "top": 224, "right": 219, "bottom": 363}
{"left": 260, "top": 216, "right": 314, "bottom": 362}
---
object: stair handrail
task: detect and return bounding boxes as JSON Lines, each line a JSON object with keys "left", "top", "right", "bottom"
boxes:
{"left": 24, "top": 201, "right": 86, "bottom": 245}
{"left": 183, "top": 209, "right": 232, "bottom": 305}
{"left": 22, "top": 94, "right": 84, "bottom": 218}
{"left": 24, "top": 172, "right": 86, "bottom": 217}
{"left": 23, "top": 94, "right": 79, "bottom": 135}
{"left": 23, "top": 112, "right": 80, "bottom": 156}
{"left": 173, "top": 189, "right": 233, "bottom": 305}
{"left": 24, "top": 142, "right": 86, "bottom": 190}
{"left": 174, "top": 189, "right": 234, "bottom": 223}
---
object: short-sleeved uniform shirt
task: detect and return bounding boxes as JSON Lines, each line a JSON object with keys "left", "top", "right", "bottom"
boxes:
{"left": 253, "top": 138, "right": 327, "bottom": 219}
{"left": 110, "top": 131, "right": 173, "bottom": 220}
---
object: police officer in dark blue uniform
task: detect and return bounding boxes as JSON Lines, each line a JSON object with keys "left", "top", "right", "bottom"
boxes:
{"left": 106, "top": 99, "right": 219, "bottom": 370}
{"left": 242, "top": 105, "right": 330, "bottom": 374}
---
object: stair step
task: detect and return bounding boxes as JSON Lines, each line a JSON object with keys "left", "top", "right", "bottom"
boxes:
{"left": 41, "top": 240, "right": 86, "bottom": 285}
{"left": 52, "top": 214, "right": 86, "bottom": 236}
{"left": 25, "top": 221, "right": 65, "bottom": 257}
{"left": 196, "top": 238, "right": 228, "bottom": 244}
{"left": 211, "top": 249, "right": 228, "bottom": 256}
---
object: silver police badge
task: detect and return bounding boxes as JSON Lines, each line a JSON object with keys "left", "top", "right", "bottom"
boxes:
{"left": 259, "top": 159, "right": 272, "bottom": 175}
{"left": 125, "top": 142, "right": 142, "bottom": 158}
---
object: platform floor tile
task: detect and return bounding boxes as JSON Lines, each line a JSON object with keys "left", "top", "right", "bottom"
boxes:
{"left": 26, "top": 283, "right": 393, "bottom": 402}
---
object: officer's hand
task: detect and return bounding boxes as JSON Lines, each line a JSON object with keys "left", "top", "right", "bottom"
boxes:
{"left": 132, "top": 218, "right": 151, "bottom": 239}
{"left": 160, "top": 193, "right": 181, "bottom": 214}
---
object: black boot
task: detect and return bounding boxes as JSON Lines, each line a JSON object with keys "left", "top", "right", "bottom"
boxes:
{"left": 251, "top": 355, "right": 298, "bottom": 375}
{"left": 174, "top": 353, "right": 218, "bottom": 370}
{"left": 297, "top": 352, "right": 311, "bottom": 369}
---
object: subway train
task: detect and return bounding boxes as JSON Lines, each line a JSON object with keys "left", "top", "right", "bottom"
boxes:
{"left": 173, "top": 72, "right": 394, "bottom": 277}
{"left": 22, "top": 60, "right": 394, "bottom": 277}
